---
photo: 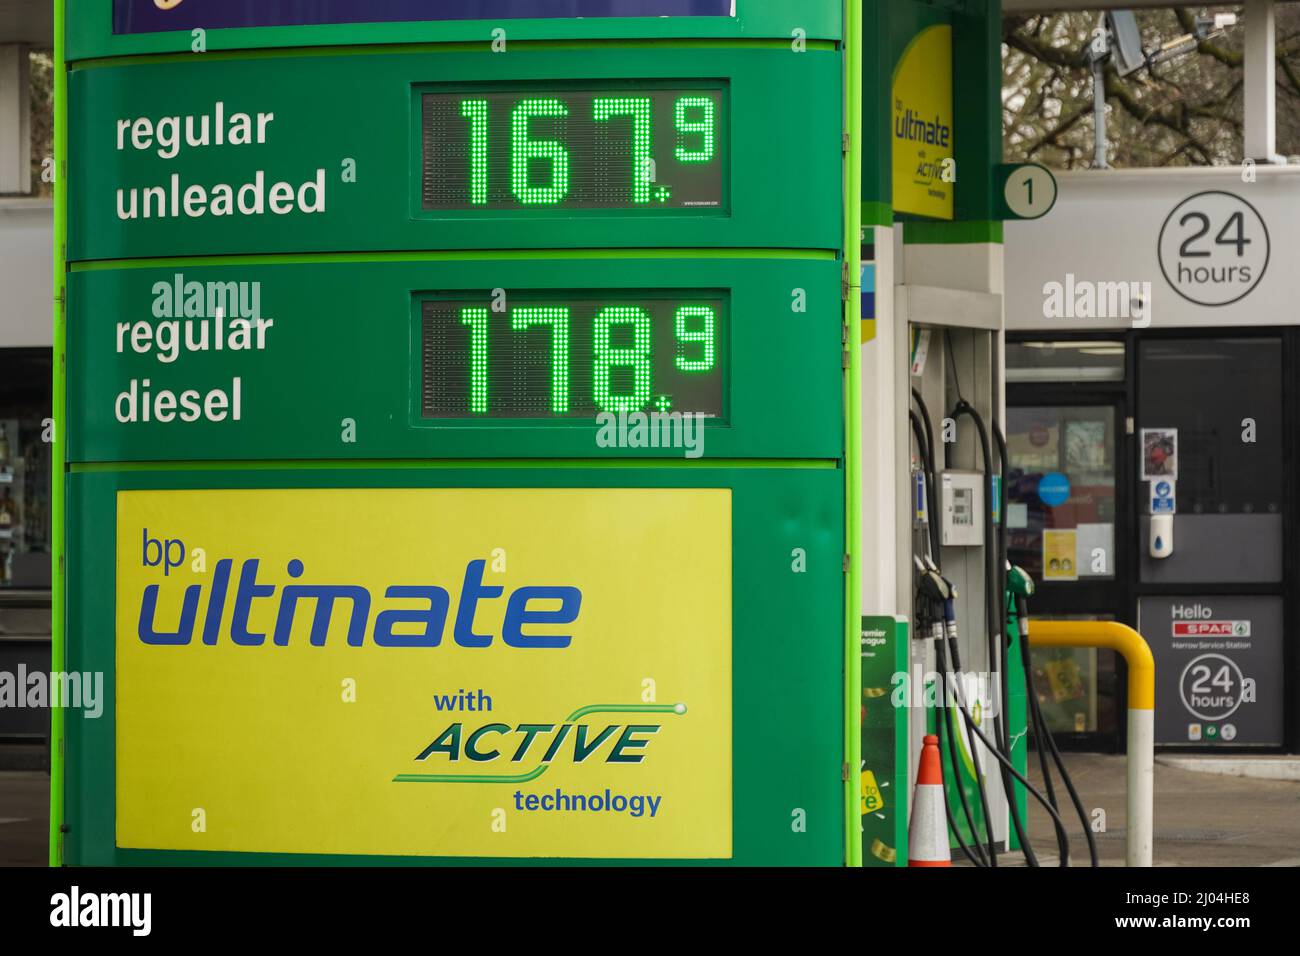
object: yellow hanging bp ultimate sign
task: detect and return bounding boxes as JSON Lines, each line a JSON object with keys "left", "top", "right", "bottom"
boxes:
{"left": 115, "top": 487, "right": 732, "bottom": 859}
{"left": 892, "top": 24, "right": 954, "bottom": 219}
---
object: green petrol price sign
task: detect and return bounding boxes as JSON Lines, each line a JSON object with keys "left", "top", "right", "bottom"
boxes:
{"left": 59, "top": 0, "right": 852, "bottom": 867}
{"left": 69, "top": 257, "right": 837, "bottom": 459}
{"left": 69, "top": 46, "right": 840, "bottom": 257}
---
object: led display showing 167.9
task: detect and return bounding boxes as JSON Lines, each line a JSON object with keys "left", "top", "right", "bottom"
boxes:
{"left": 421, "top": 294, "right": 725, "bottom": 419}
{"left": 421, "top": 85, "right": 725, "bottom": 211}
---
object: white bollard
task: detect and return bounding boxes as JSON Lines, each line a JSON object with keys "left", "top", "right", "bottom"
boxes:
{"left": 1127, "top": 707, "right": 1154, "bottom": 867}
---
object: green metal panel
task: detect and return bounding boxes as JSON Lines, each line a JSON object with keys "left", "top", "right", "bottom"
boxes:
{"left": 903, "top": 219, "right": 1002, "bottom": 245}
{"left": 64, "top": 464, "right": 845, "bottom": 866}
{"left": 952, "top": 0, "right": 1002, "bottom": 225}
{"left": 68, "top": 47, "right": 843, "bottom": 259}
{"left": 67, "top": 256, "right": 842, "bottom": 462}
{"left": 859, "top": 0, "right": 892, "bottom": 217}
{"left": 67, "top": 1, "right": 844, "bottom": 62}
{"left": 873, "top": 0, "right": 1003, "bottom": 229}
{"left": 842, "top": 0, "right": 864, "bottom": 868}
{"left": 51, "top": 0, "right": 70, "bottom": 865}
{"left": 59, "top": 4, "right": 854, "bottom": 867}
{"left": 1005, "top": 592, "right": 1030, "bottom": 845}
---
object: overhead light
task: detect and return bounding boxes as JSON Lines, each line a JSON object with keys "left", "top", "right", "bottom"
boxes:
{"left": 1020, "top": 341, "right": 1124, "bottom": 350}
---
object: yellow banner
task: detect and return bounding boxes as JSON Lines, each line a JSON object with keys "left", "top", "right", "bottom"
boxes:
{"left": 892, "top": 24, "right": 954, "bottom": 220}
{"left": 115, "top": 487, "right": 732, "bottom": 858}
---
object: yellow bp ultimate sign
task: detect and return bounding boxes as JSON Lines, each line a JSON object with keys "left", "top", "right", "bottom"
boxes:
{"left": 892, "top": 24, "right": 954, "bottom": 220}
{"left": 115, "top": 487, "right": 732, "bottom": 859}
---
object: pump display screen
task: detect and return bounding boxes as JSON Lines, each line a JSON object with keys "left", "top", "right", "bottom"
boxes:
{"left": 420, "top": 294, "right": 725, "bottom": 418}
{"left": 421, "top": 86, "right": 725, "bottom": 211}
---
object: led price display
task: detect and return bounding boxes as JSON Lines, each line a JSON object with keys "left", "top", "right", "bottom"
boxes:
{"left": 421, "top": 86, "right": 725, "bottom": 211}
{"left": 421, "top": 294, "right": 725, "bottom": 418}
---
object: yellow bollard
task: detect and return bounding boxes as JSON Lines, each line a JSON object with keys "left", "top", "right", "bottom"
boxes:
{"left": 1027, "top": 620, "right": 1154, "bottom": 867}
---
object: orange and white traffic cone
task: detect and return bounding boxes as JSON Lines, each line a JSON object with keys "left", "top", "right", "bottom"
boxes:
{"left": 907, "top": 733, "right": 951, "bottom": 867}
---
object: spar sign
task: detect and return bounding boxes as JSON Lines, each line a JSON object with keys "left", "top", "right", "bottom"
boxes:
{"left": 116, "top": 487, "right": 732, "bottom": 858}
{"left": 1142, "top": 596, "right": 1283, "bottom": 746}
{"left": 1172, "top": 620, "right": 1250, "bottom": 638}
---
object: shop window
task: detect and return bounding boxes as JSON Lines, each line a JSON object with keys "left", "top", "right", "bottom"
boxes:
{"left": 1006, "top": 405, "right": 1117, "bottom": 582}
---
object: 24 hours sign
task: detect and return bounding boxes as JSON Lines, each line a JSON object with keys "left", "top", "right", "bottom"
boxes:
{"left": 1157, "top": 191, "right": 1270, "bottom": 307}
{"left": 1140, "top": 595, "right": 1282, "bottom": 746}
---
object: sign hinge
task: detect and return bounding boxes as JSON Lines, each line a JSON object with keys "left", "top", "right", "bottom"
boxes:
{"left": 842, "top": 762, "right": 851, "bottom": 781}
{"left": 842, "top": 350, "right": 851, "bottom": 370}
{"left": 842, "top": 132, "right": 850, "bottom": 154}
{"left": 842, "top": 553, "right": 851, "bottom": 572}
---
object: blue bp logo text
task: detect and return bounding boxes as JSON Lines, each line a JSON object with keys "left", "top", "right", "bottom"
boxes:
{"left": 135, "top": 529, "right": 581, "bottom": 648}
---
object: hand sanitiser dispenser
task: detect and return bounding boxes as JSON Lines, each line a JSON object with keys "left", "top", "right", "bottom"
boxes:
{"left": 1150, "top": 514, "right": 1174, "bottom": 559}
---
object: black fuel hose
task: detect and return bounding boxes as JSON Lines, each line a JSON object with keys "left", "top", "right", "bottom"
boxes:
{"left": 993, "top": 421, "right": 1099, "bottom": 867}
{"left": 912, "top": 392, "right": 996, "bottom": 865}
{"left": 939, "top": 621, "right": 1071, "bottom": 845}
{"left": 1014, "top": 595, "right": 1101, "bottom": 868}
{"left": 910, "top": 409, "right": 989, "bottom": 867}
{"left": 949, "top": 399, "right": 1035, "bottom": 864}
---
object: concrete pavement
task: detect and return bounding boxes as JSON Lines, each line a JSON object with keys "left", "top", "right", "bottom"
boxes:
{"left": 1022, "top": 752, "right": 1300, "bottom": 867}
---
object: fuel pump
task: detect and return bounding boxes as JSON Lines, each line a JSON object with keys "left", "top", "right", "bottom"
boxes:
{"left": 908, "top": 536, "right": 1070, "bottom": 866}
{"left": 931, "top": 562, "right": 1069, "bottom": 866}
{"left": 913, "top": 388, "right": 1041, "bottom": 866}
{"left": 946, "top": 395, "right": 1034, "bottom": 860}
{"left": 911, "top": 379, "right": 1076, "bottom": 867}
{"left": 911, "top": 396, "right": 993, "bottom": 866}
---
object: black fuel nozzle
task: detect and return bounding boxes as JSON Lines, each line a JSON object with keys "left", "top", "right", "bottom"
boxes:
{"left": 917, "top": 568, "right": 962, "bottom": 666}
{"left": 917, "top": 568, "right": 948, "bottom": 602}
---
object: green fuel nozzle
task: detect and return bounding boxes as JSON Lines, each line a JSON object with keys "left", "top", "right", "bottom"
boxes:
{"left": 1007, "top": 563, "right": 1035, "bottom": 598}
{"left": 1006, "top": 564, "right": 1035, "bottom": 638}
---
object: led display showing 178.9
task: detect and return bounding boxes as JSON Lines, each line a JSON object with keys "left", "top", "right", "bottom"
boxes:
{"left": 421, "top": 295, "right": 725, "bottom": 419}
{"left": 421, "top": 85, "right": 725, "bottom": 210}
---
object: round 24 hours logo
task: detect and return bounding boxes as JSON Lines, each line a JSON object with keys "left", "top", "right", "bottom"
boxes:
{"left": 1158, "top": 191, "right": 1270, "bottom": 306}
{"left": 1179, "top": 652, "right": 1248, "bottom": 723}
